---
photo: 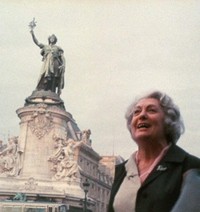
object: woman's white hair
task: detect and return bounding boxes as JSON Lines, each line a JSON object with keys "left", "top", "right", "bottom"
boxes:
{"left": 125, "top": 91, "right": 185, "bottom": 144}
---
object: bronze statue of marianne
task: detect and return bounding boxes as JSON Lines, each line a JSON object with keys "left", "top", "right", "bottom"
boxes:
{"left": 29, "top": 18, "right": 65, "bottom": 96}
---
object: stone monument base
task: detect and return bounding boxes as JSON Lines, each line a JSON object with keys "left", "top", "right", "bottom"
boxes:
{"left": 0, "top": 90, "right": 88, "bottom": 211}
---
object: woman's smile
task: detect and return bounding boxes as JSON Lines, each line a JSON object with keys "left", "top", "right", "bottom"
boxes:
{"left": 131, "top": 98, "right": 166, "bottom": 142}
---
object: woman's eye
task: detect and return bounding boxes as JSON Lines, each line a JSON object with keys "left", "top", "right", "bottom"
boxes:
{"left": 133, "top": 110, "right": 140, "bottom": 115}
{"left": 148, "top": 108, "right": 157, "bottom": 113}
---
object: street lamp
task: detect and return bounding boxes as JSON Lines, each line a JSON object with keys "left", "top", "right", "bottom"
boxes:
{"left": 82, "top": 178, "right": 90, "bottom": 212}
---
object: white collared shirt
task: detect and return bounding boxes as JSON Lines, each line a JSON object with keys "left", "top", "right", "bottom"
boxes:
{"left": 113, "top": 153, "right": 141, "bottom": 212}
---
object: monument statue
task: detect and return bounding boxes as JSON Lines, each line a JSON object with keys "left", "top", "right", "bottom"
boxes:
{"left": 29, "top": 18, "right": 65, "bottom": 96}
{"left": 81, "top": 129, "right": 92, "bottom": 145}
{"left": 13, "top": 193, "right": 27, "bottom": 202}
{"left": 49, "top": 136, "right": 83, "bottom": 181}
{"left": 0, "top": 136, "right": 22, "bottom": 177}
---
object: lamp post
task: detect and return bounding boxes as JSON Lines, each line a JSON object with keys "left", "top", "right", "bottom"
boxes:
{"left": 82, "top": 178, "right": 90, "bottom": 212}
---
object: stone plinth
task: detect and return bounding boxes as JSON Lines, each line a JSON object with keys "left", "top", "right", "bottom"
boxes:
{"left": 17, "top": 104, "right": 68, "bottom": 179}
{"left": 0, "top": 90, "right": 84, "bottom": 197}
{"left": 17, "top": 91, "right": 74, "bottom": 180}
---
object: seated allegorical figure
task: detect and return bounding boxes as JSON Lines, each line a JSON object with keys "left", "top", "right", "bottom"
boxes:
{"left": 0, "top": 136, "right": 22, "bottom": 177}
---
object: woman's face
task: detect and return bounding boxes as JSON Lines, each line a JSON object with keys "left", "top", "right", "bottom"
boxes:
{"left": 49, "top": 36, "right": 56, "bottom": 44}
{"left": 130, "top": 98, "right": 166, "bottom": 144}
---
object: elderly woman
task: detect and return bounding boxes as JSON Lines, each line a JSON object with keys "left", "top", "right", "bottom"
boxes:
{"left": 108, "top": 91, "right": 200, "bottom": 212}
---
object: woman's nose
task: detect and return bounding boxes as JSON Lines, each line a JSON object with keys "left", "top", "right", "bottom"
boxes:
{"left": 139, "top": 110, "right": 147, "bottom": 119}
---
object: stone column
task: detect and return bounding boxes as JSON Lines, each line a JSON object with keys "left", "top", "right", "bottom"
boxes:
{"left": 16, "top": 90, "right": 76, "bottom": 180}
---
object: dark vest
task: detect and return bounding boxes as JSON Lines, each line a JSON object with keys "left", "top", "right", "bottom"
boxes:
{"left": 108, "top": 145, "right": 200, "bottom": 212}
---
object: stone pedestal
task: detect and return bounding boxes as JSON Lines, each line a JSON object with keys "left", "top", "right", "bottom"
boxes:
{"left": 17, "top": 104, "right": 68, "bottom": 179}
{"left": 0, "top": 90, "right": 84, "bottom": 200}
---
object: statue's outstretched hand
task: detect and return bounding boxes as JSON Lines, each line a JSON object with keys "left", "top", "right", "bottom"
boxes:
{"left": 29, "top": 18, "right": 37, "bottom": 31}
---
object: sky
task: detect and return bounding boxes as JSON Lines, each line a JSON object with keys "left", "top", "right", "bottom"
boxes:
{"left": 1, "top": 0, "right": 200, "bottom": 159}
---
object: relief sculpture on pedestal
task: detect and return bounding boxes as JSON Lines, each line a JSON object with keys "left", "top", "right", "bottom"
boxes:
{"left": 28, "top": 104, "right": 54, "bottom": 139}
{"left": 0, "top": 136, "right": 22, "bottom": 177}
{"left": 49, "top": 135, "right": 83, "bottom": 181}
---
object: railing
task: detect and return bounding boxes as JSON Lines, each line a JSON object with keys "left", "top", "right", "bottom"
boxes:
{"left": 0, "top": 202, "right": 68, "bottom": 212}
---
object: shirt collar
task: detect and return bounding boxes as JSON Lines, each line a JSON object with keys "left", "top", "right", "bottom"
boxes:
{"left": 125, "top": 153, "right": 139, "bottom": 177}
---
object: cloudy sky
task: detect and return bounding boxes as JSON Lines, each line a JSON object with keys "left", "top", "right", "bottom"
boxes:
{"left": 1, "top": 0, "right": 200, "bottom": 159}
